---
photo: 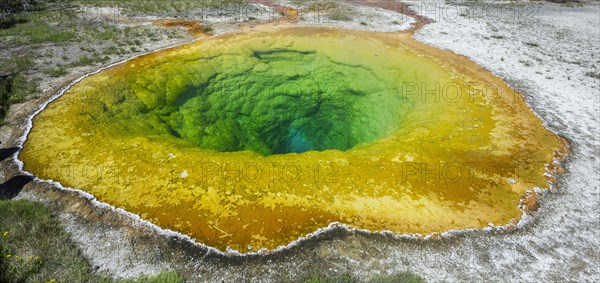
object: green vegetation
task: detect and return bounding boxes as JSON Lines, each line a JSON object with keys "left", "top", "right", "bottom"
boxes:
{"left": 519, "top": 59, "right": 533, "bottom": 67}
{"left": 585, "top": 71, "right": 600, "bottom": 79}
{"left": 0, "top": 10, "right": 78, "bottom": 45}
{"left": 303, "top": 272, "right": 425, "bottom": 283}
{"left": 0, "top": 71, "right": 36, "bottom": 125}
{"left": 0, "top": 77, "right": 9, "bottom": 125}
{"left": 0, "top": 199, "right": 106, "bottom": 282}
{"left": 69, "top": 53, "right": 110, "bottom": 67}
{"left": 524, "top": 41, "right": 539, "bottom": 47}
{"left": 328, "top": 10, "right": 353, "bottom": 22}
{"left": 71, "top": 0, "right": 245, "bottom": 17}
{"left": 5, "top": 73, "right": 35, "bottom": 103}
{"left": 0, "top": 0, "right": 46, "bottom": 15}
{"left": 122, "top": 272, "right": 184, "bottom": 283}
{"left": 202, "top": 25, "right": 214, "bottom": 33}
{"left": 303, "top": 2, "right": 354, "bottom": 22}
{"left": 0, "top": 199, "right": 185, "bottom": 283}
{"left": 44, "top": 66, "right": 68, "bottom": 78}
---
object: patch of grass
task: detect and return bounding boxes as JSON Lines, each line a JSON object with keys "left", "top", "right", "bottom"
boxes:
{"left": 585, "top": 71, "right": 600, "bottom": 80}
{"left": 122, "top": 272, "right": 185, "bottom": 283}
{"left": 303, "top": 272, "right": 425, "bottom": 283}
{"left": 8, "top": 73, "right": 36, "bottom": 103}
{"left": 0, "top": 75, "right": 12, "bottom": 125}
{"left": 304, "top": 273, "right": 355, "bottom": 283}
{"left": 102, "top": 45, "right": 120, "bottom": 55}
{"left": 328, "top": 10, "right": 353, "bottom": 21}
{"left": 69, "top": 53, "right": 110, "bottom": 67}
{"left": 202, "top": 25, "right": 214, "bottom": 33}
{"left": 74, "top": 0, "right": 245, "bottom": 17}
{"left": 524, "top": 41, "right": 539, "bottom": 47}
{"left": 308, "top": 1, "right": 339, "bottom": 11}
{"left": 96, "top": 30, "right": 118, "bottom": 40}
{"left": 566, "top": 60, "right": 583, "bottom": 66}
{"left": 6, "top": 53, "right": 36, "bottom": 71}
{"left": 71, "top": 55, "right": 95, "bottom": 66}
{"left": 0, "top": 10, "right": 78, "bottom": 45}
{"left": 518, "top": 59, "right": 532, "bottom": 67}
{"left": 0, "top": 73, "right": 33, "bottom": 123}
{"left": 87, "top": 26, "right": 119, "bottom": 41}
{"left": 0, "top": 199, "right": 106, "bottom": 283}
{"left": 373, "top": 273, "right": 425, "bottom": 283}
{"left": 0, "top": 14, "right": 28, "bottom": 29}
{"left": 44, "top": 66, "right": 68, "bottom": 78}
{"left": 0, "top": 199, "right": 186, "bottom": 283}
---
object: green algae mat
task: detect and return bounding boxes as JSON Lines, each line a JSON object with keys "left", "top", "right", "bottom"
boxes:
{"left": 20, "top": 26, "right": 567, "bottom": 252}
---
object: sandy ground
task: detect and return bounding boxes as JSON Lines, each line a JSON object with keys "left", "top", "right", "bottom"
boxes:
{"left": 1, "top": 1, "right": 598, "bottom": 281}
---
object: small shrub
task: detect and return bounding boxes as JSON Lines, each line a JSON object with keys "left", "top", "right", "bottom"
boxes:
{"left": 329, "top": 11, "right": 352, "bottom": 21}
{"left": 102, "top": 46, "right": 119, "bottom": 55}
{"left": 71, "top": 55, "right": 95, "bottom": 67}
{"left": 524, "top": 42, "right": 539, "bottom": 47}
{"left": 9, "top": 73, "right": 35, "bottom": 103}
{"left": 44, "top": 67, "right": 68, "bottom": 78}
{"left": 202, "top": 25, "right": 214, "bottom": 33}
{"left": 518, "top": 59, "right": 532, "bottom": 67}
{"left": 585, "top": 71, "right": 600, "bottom": 79}
{"left": 303, "top": 272, "right": 425, "bottom": 283}
{"left": 70, "top": 53, "right": 109, "bottom": 67}
{"left": 123, "top": 272, "right": 185, "bottom": 283}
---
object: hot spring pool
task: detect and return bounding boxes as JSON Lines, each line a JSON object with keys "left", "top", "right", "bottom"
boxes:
{"left": 20, "top": 27, "right": 566, "bottom": 252}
